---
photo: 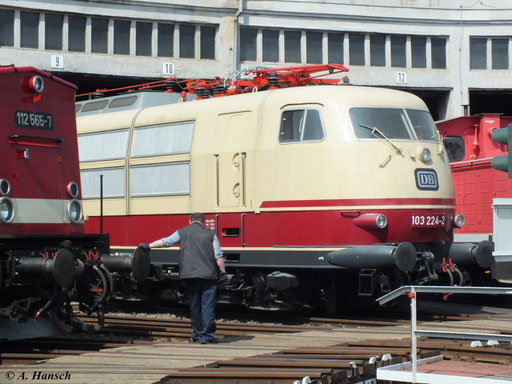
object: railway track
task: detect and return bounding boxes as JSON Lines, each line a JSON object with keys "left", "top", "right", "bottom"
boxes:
{"left": 0, "top": 338, "right": 152, "bottom": 366}
{"left": 158, "top": 337, "right": 512, "bottom": 384}
{"left": 3, "top": 310, "right": 512, "bottom": 383}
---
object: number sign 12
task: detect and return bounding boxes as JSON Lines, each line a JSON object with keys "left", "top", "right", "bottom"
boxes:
{"left": 396, "top": 71, "right": 407, "bottom": 84}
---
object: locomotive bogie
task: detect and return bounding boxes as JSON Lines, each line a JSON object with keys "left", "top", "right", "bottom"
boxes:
{"left": 77, "top": 83, "right": 491, "bottom": 311}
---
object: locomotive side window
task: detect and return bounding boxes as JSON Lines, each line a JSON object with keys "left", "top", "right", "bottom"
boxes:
{"left": 280, "top": 110, "right": 303, "bottom": 142}
{"left": 280, "top": 109, "right": 324, "bottom": 143}
{"left": 443, "top": 136, "right": 465, "bottom": 162}
{"left": 109, "top": 96, "right": 138, "bottom": 108}
{"left": 131, "top": 121, "right": 194, "bottom": 158}
{"left": 303, "top": 110, "right": 324, "bottom": 140}
{"left": 81, "top": 100, "right": 108, "bottom": 113}
{"left": 81, "top": 167, "right": 125, "bottom": 199}
{"left": 78, "top": 129, "right": 129, "bottom": 162}
{"left": 130, "top": 162, "right": 190, "bottom": 197}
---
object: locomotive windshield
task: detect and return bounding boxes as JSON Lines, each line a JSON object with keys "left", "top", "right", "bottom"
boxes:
{"left": 350, "top": 107, "right": 438, "bottom": 142}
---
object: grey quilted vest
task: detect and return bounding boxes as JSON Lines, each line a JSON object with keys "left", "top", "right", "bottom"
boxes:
{"left": 177, "top": 222, "right": 218, "bottom": 280}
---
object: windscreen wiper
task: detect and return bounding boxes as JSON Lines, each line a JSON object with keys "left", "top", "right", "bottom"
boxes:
{"left": 359, "top": 123, "right": 403, "bottom": 155}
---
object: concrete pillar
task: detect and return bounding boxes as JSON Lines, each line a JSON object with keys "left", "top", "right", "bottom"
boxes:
{"left": 85, "top": 16, "right": 91, "bottom": 53}
{"left": 14, "top": 10, "right": 20, "bottom": 48}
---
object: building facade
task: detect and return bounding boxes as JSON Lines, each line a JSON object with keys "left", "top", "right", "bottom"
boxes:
{"left": 1, "top": 0, "right": 512, "bottom": 119}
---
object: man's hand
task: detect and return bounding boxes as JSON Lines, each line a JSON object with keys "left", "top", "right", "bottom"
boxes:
{"left": 219, "top": 272, "right": 229, "bottom": 284}
{"left": 139, "top": 243, "right": 150, "bottom": 249}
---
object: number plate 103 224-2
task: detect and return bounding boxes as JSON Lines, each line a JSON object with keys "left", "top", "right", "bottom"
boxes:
{"left": 14, "top": 110, "right": 54, "bottom": 130}
{"left": 411, "top": 214, "right": 446, "bottom": 228}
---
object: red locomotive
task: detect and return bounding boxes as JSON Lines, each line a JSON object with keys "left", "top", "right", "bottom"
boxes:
{"left": 0, "top": 66, "right": 149, "bottom": 339}
{"left": 437, "top": 114, "right": 512, "bottom": 282}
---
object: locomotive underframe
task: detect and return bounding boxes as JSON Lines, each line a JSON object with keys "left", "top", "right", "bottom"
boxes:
{"left": 0, "top": 234, "right": 152, "bottom": 338}
{"left": 114, "top": 242, "right": 493, "bottom": 313}
{"left": 0, "top": 234, "right": 109, "bottom": 324}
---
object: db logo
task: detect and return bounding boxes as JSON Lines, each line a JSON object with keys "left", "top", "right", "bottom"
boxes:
{"left": 415, "top": 169, "right": 439, "bottom": 191}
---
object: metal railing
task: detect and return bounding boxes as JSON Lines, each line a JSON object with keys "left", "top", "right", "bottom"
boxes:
{"left": 376, "top": 285, "right": 512, "bottom": 384}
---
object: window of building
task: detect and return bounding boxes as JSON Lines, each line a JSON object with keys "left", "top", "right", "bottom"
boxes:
{"left": 92, "top": 18, "right": 108, "bottom": 53}
{"left": 158, "top": 23, "right": 173, "bottom": 57}
{"left": 68, "top": 16, "right": 86, "bottom": 52}
{"left": 130, "top": 162, "right": 190, "bottom": 197}
{"left": 136, "top": 21, "right": 152, "bottom": 56}
{"left": 391, "top": 35, "right": 406, "bottom": 67}
{"left": 0, "top": 9, "right": 14, "bottom": 47}
{"left": 349, "top": 34, "right": 365, "bottom": 66}
{"left": 45, "top": 13, "right": 62, "bottom": 50}
{"left": 370, "top": 34, "right": 385, "bottom": 67}
{"left": 492, "top": 38, "right": 508, "bottom": 70}
{"left": 263, "top": 29, "right": 279, "bottom": 62}
{"left": 200, "top": 26, "right": 215, "bottom": 59}
{"left": 20, "top": 11, "right": 39, "bottom": 48}
{"left": 285, "top": 30, "right": 301, "bottom": 63}
{"left": 411, "top": 36, "right": 426, "bottom": 68}
{"left": 306, "top": 31, "right": 322, "bottom": 64}
{"left": 443, "top": 136, "right": 465, "bottom": 162}
{"left": 431, "top": 37, "right": 446, "bottom": 69}
{"left": 280, "top": 109, "right": 324, "bottom": 143}
{"left": 328, "top": 33, "right": 343, "bottom": 64}
{"left": 470, "top": 37, "right": 487, "bottom": 70}
{"left": 240, "top": 28, "right": 257, "bottom": 61}
{"left": 114, "top": 20, "right": 130, "bottom": 55}
{"left": 180, "top": 24, "right": 195, "bottom": 58}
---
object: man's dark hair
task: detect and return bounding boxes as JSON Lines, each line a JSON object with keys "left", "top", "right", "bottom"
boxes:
{"left": 189, "top": 212, "right": 205, "bottom": 223}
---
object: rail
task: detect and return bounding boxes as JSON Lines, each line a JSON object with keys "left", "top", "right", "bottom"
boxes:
{"left": 376, "top": 285, "right": 512, "bottom": 384}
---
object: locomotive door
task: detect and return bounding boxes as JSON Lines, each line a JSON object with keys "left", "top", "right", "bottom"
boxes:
{"left": 213, "top": 112, "right": 255, "bottom": 208}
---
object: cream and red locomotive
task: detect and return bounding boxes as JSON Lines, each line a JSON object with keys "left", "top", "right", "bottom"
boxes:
{"left": 76, "top": 65, "right": 491, "bottom": 312}
{"left": 0, "top": 66, "right": 148, "bottom": 338}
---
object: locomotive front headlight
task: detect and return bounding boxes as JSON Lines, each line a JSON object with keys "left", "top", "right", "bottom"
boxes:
{"left": 67, "top": 199, "right": 82, "bottom": 223}
{"left": 454, "top": 214, "right": 465, "bottom": 228}
{"left": 67, "top": 182, "right": 79, "bottom": 198}
{"left": 0, "top": 197, "right": 15, "bottom": 224}
{"left": 29, "top": 75, "right": 44, "bottom": 93}
{"left": 0, "top": 179, "right": 11, "bottom": 195}
{"left": 353, "top": 213, "right": 388, "bottom": 230}
{"left": 417, "top": 147, "right": 432, "bottom": 163}
{"left": 375, "top": 214, "right": 388, "bottom": 229}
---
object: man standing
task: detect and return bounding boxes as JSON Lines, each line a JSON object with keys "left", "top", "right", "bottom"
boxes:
{"left": 140, "top": 212, "right": 226, "bottom": 344}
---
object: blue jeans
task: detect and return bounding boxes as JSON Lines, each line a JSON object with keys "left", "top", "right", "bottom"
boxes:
{"left": 185, "top": 278, "right": 217, "bottom": 342}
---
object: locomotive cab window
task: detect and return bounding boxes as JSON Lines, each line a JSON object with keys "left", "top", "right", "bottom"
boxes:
{"left": 350, "top": 107, "right": 438, "bottom": 141}
{"left": 280, "top": 109, "right": 324, "bottom": 143}
{"left": 443, "top": 136, "right": 465, "bottom": 162}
